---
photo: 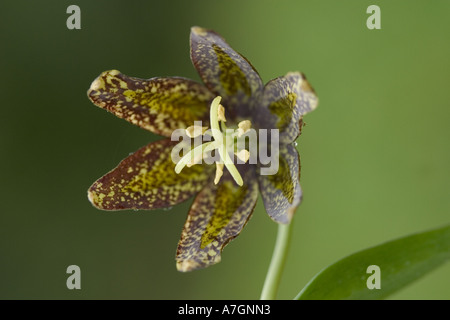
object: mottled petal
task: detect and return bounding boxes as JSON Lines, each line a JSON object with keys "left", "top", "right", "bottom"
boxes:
{"left": 254, "top": 72, "right": 318, "bottom": 143}
{"left": 257, "top": 144, "right": 302, "bottom": 224}
{"left": 176, "top": 166, "right": 258, "bottom": 271}
{"left": 88, "top": 139, "right": 213, "bottom": 210}
{"left": 190, "top": 27, "right": 263, "bottom": 120}
{"left": 88, "top": 70, "right": 215, "bottom": 137}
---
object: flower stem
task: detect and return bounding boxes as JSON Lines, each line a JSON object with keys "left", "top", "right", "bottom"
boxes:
{"left": 260, "top": 220, "right": 294, "bottom": 300}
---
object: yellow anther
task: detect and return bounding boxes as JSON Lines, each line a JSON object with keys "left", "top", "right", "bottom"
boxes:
{"left": 185, "top": 125, "right": 208, "bottom": 138}
{"left": 218, "top": 104, "right": 227, "bottom": 122}
{"left": 235, "top": 149, "right": 250, "bottom": 163}
{"left": 214, "top": 162, "right": 224, "bottom": 184}
{"left": 237, "top": 120, "right": 252, "bottom": 137}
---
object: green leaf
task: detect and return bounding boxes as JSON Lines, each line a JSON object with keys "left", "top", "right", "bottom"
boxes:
{"left": 295, "top": 224, "right": 450, "bottom": 300}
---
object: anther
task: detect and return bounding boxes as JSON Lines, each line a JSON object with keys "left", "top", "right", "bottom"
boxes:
{"left": 185, "top": 125, "right": 208, "bottom": 138}
{"left": 218, "top": 104, "right": 226, "bottom": 122}
{"left": 214, "top": 162, "right": 224, "bottom": 184}
{"left": 235, "top": 149, "right": 250, "bottom": 163}
{"left": 237, "top": 120, "right": 252, "bottom": 137}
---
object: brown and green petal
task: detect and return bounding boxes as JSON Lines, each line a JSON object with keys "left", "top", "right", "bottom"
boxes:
{"left": 87, "top": 70, "right": 214, "bottom": 137}
{"left": 257, "top": 143, "right": 302, "bottom": 224}
{"left": 176, "top": 166, "right": 258, "bottom": 271}
{"left": 254, "top": 72, "right": 318, "bottom": 143}
{"left": 190, "top": 27, "right": 263, "bottom": 121}
{"left": 88, "top": 139, "right": 213, "bottom": 211}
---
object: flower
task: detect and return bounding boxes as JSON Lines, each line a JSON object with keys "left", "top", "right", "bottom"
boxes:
{"left": 87, "top": 26, "right": 318, "bottom": 272}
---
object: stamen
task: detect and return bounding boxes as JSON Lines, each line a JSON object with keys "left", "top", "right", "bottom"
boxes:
{"left": 218, "top": 146, "right": 243, "bottom": 186}
{"left": 174, "top": 96, "right": 248, "bottom": 187}
{"left": 235, "top": 149, "right": 250, "bottom": 163}
{"left": 237, "top": 120, "right": 252, "bottom": 137}
{"left": 218, "top": 104, "right": 227, "bottom": 122}
{"left": 186, "top": 125, "right": 208, "bottom": 138}
{"left": 209, "top": 96, "right": 224, "bottom": 142}
{"left": 210, "top": 97, "right": 244, "bottom": 186}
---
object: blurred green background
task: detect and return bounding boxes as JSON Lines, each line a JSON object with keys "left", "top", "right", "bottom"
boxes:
{"left": 1, "top": 0, "right": 449, "bottom": 299}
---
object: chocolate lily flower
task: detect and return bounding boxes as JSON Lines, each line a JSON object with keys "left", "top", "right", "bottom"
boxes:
{"left": 87, "top": 27, "right": 318, "bottom": 271}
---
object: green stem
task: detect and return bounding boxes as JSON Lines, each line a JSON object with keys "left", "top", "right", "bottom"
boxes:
{"left": 260, "top": 220, "right": 294, "bottom": 300}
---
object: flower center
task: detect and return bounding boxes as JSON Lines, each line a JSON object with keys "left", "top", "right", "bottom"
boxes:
{"left": 174, "top": 96, "right": 252, "bottom": 186}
